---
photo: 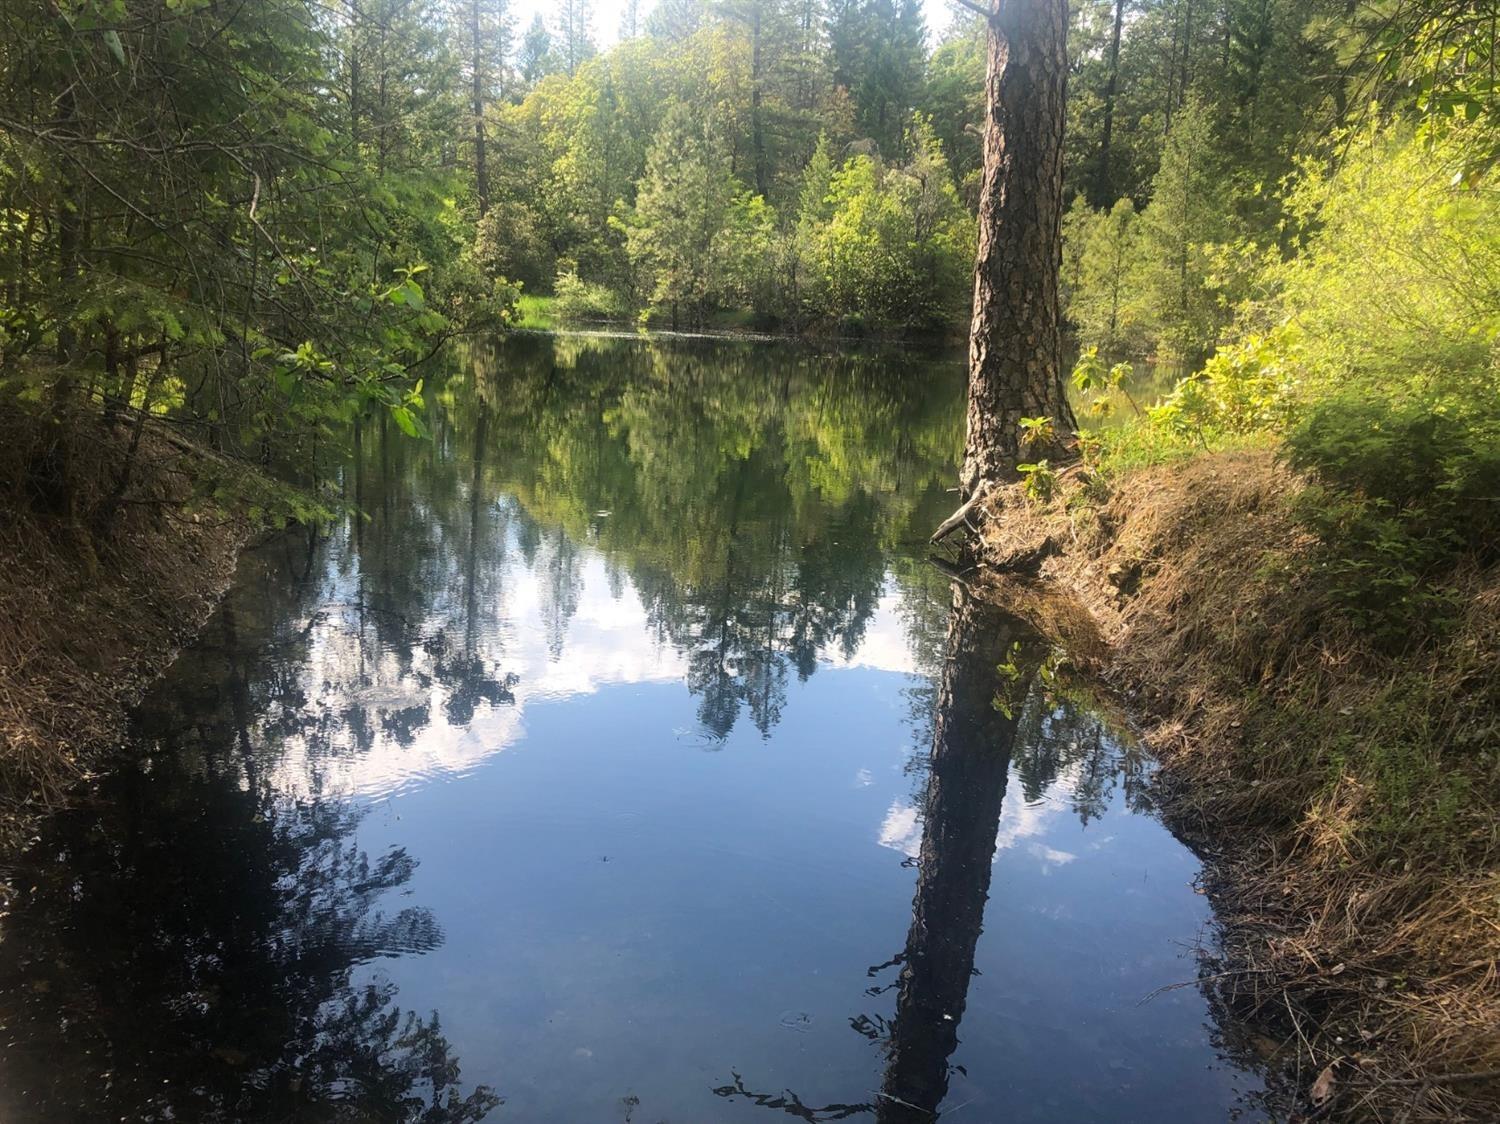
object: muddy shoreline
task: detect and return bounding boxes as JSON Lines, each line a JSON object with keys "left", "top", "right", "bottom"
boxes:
{"left": 0, "top": 420, "right": 247, "bottom": 847}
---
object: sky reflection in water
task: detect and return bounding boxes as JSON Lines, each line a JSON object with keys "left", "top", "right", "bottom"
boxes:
{"left": 0, "top": 334, "right": 1262, "bottom": 1122}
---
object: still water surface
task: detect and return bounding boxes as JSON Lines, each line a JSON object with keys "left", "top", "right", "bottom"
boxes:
{"left": 0, "top": 335, "right": 1261, "bottom": 1121}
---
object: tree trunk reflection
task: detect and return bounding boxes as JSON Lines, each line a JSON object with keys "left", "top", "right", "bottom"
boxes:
{"left": 878, "top": 581, "right": 1046, "bottom": 1122}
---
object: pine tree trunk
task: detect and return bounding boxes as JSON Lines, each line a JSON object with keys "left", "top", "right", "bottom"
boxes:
{"left": 1165, "top": 2, "right": 1181, "bottom": 133}
{"left": 750, "top": 8, "right": 768, "bottom": 197}
{"left": 1178, "top": 0, "right": 1195, "bottom": 114}
{"left": 1098, "top": 0, "right": 1126, "bottom": 205}
{"left": 961, "top": 0, "right": 1077, "bottom": 497}
{"left": 471, "top": 0, "right": 490, "bottom": 217}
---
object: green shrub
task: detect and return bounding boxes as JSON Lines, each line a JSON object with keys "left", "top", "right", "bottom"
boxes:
{"left": 1061, "top": 199, "right": 1150, "bottom": 359}
{"left": 805, "top": 118, "right": 974, "bottom": 331}
{"left": 1016, "top": 460, "right": 1059, "bottom": 503}
{"left": 1284, "top": 392, "right": 1500, "bottom": 644}
{"left": 1286, "top": 395, "right": 1500, "bottom": 533}
{"left": 552, "top": 270, "right": 626, "bottom": 323}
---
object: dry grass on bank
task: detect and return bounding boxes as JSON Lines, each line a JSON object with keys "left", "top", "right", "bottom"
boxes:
{"left": 0, "top": 405, "right": 244, "bottom": 843}
{"left": 977, "top": 448, "right": 1500, "bottom": 1122}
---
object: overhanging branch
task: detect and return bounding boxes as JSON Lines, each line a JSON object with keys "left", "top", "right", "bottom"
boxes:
{"left": 951, "top": 0, "right": 997, "bottom": 22}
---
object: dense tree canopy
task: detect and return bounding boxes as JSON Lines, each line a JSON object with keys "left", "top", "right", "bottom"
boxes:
{"left": 2, "top": 0, "right": 1496, "bottom": 492}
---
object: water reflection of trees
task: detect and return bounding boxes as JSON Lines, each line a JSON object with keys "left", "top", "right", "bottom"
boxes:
{"left": 715, "top": 582, "right": 1153, "bottom": 1122}
{"left": 0, "top": 333, "right": 972, "bottom": 1120}
{"left": 442, "top": 334, "right": 964, "bottom": 739}
{"left": 1010, "top": 675, "right": 1154, "bottom": 828}
{"left": 0, "top": 496, "right": 506, "bottom": 1118}
{"left": 870, "top": 584, "right": 1046, "bottom": 1121}
{"left": 231, "top": 333, "right": 963, "bottom": 756}
{"left": 0, "top": 704, "right": 497, "bottom": 1119}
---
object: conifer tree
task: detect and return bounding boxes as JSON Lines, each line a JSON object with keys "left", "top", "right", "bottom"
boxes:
{"left": 625, "top": 107, "right": 740, "bottom": 326}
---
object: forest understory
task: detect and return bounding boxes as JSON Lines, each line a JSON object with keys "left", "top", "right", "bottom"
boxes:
{"left": 970, "top": 449, "right": 1500, "bottom": 1123}
{"left": 0, "top": 410, "right": 246, "bottom": 849}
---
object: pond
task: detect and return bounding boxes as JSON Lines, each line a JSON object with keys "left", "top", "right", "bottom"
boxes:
{"left": 0, "top": 334, "right": 1262, "bottom": 1121}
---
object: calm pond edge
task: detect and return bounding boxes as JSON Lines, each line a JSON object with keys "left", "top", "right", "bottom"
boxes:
{"left": 0, "top": 413, "right": 248, "bottom": 850}
{"left": 7, "top": 413, "right": 1496, "bottom": 1121}
{"left": 972, "top": 446, "right": 1500, "bottom": 1123}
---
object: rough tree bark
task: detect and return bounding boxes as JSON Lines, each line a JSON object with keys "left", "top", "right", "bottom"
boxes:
{"left": 958, "top": 0, "right": 1078, "bottom": 500}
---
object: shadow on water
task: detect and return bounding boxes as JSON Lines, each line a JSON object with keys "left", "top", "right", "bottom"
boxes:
{"left": 0, "top": 521, "right": 500, "bottom": 1120}
{"left": 712, "top": 581, "right": 1170, "bottom": 1123}
{"left": 0, "top": 333, "right": 1263, "bottom": 1121}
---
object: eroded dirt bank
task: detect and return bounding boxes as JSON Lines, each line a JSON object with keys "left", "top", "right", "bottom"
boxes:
{"left": 971, "top": 448, "right": 1499, "bottom": 1122}
{"left": 0, "top": 415, "right": 245, "bottom": 845}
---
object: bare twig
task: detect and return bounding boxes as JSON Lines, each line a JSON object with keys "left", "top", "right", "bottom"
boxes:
{"left": 931, "top": 482, "right": 990, "bottom": 543}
